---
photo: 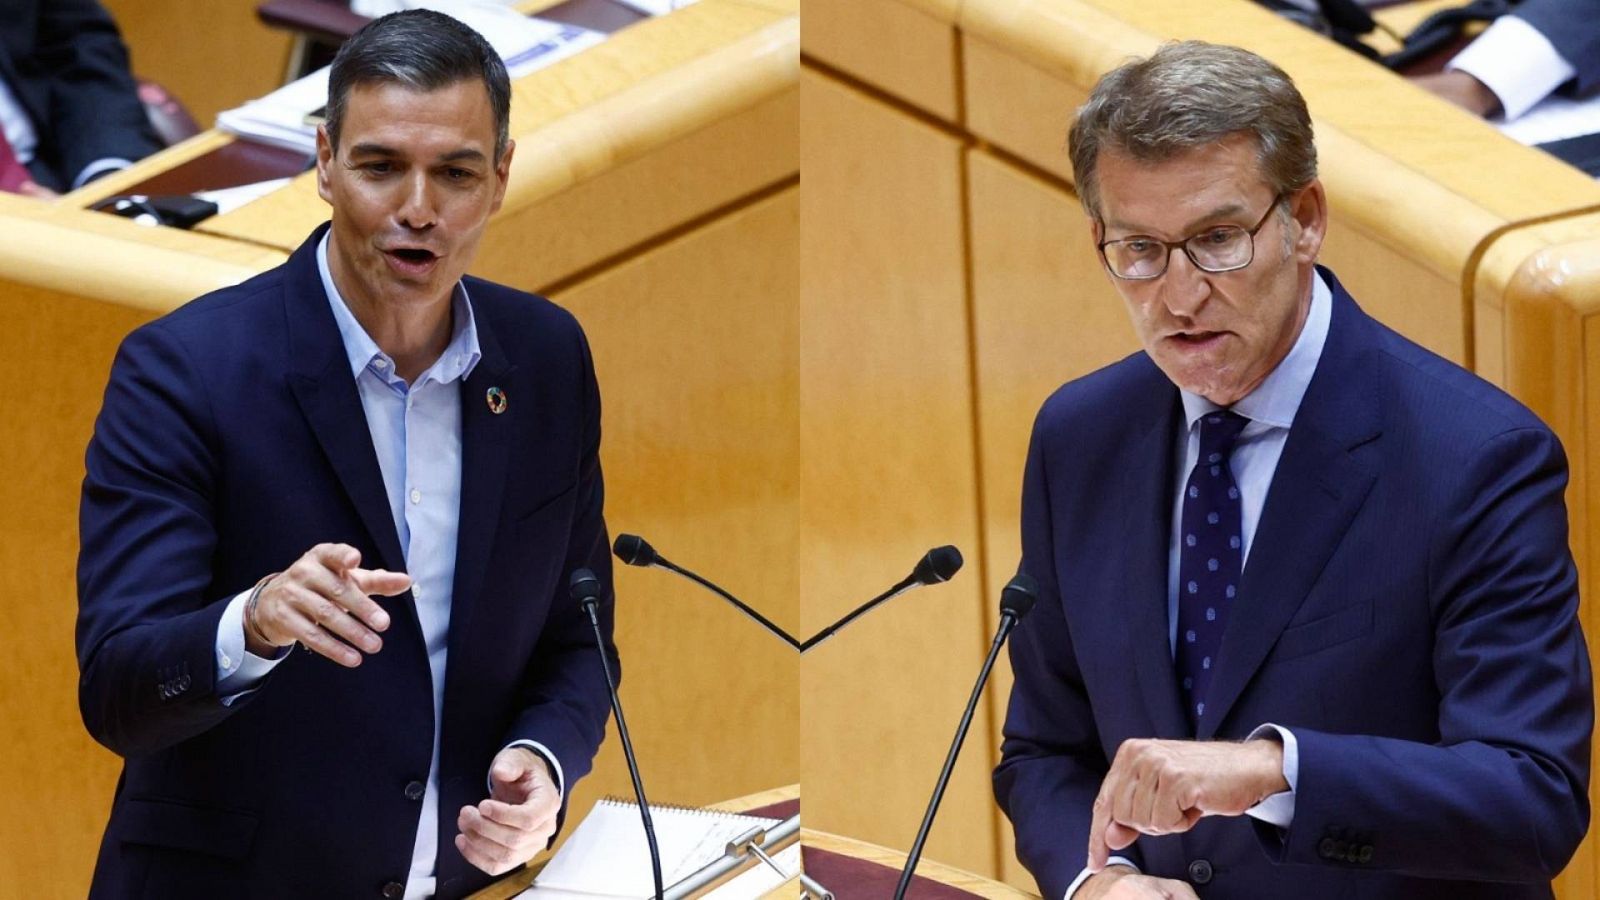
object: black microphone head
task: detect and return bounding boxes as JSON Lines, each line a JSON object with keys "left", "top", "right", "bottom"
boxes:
{"left": 911, "top": 545, "right": 964, "bottom": 585}
{"left": 613, "top": 533, "right": 659, "bottom": 567}
{"left": 1000, "top": 574, "right": 1038, "bottom": 620}
{"left": 569, "top": 568, "right": 602, "bottom": 603}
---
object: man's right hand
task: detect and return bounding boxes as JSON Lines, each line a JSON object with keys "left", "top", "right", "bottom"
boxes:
{"left": 244, "top": 543, "right": 410, "bottom": 667}
{"left": 1079, "top": 866, "right": 1199, "bottom": 900}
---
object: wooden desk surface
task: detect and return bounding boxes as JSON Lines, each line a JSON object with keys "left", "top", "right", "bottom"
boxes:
{"left": 800, "top": 830, "right": 1039, "bottom": 899}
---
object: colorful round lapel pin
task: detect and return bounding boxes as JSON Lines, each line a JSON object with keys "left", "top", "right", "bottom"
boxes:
{"left": 486, "top": 386, "right": 508, "bottom": 415}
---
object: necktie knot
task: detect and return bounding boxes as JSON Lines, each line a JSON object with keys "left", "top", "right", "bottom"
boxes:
{"left": 1198, "top": 410, "right": 1249, "bottom": 462}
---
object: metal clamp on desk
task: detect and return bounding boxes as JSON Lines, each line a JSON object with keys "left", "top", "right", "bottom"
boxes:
{"left": 662, "top": 814, "right": 831, "bottom": 900}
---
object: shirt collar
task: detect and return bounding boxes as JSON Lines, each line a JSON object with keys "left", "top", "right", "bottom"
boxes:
{"left": 316, "top": 232, "right": 483, "bottom": 386}
{"left": 1178, "top": 269, "right": 1333, "bottom": 432}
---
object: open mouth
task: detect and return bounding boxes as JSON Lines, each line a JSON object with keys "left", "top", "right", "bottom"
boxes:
{"left": 383, "top": 247, "right": 440, "bottom": 275}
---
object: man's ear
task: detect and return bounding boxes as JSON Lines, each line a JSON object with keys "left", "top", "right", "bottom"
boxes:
{"left": 490, "top": 138, "right": 515, "bottom": 216}
{"left": 1290, "top": 179, "right": 1327, "bottom": 264}
{"left": 315, "top": 124, "right": 335, "bottom": 205}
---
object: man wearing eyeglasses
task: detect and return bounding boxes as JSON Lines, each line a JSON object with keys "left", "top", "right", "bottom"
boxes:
{"left": 994, "top": 41, "right": 1591, "bottom": 900}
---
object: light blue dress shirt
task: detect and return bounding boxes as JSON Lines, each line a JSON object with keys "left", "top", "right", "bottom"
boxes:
{"left": 1065, "top": 272, "right": 1332, "bottom": 899}
{"left": 214, "top": 234, "right": 561, "bottom": 899}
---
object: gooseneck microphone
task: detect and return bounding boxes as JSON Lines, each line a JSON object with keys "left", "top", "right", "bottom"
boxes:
{"left": 612, "top": 534, "right": 802, "bottom": 650}
{"left": 892, "top": 574, "right": 1038, "bottom": 900}
{"left": 798, "top": 545, "right": 963, "bottom": 653}
{"left": 570, "top": 568, "right": 664, "bottom": 900}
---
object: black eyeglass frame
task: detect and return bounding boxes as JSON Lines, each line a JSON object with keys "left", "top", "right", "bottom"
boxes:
{"left": 1095, "top": 191, "right": 1289, "bottom": 281}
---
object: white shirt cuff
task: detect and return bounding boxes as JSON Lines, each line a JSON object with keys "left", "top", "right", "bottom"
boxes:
{"left": 1243, "top": 723, "right": 1299, "bottom": 829}
{"left": 1448, "top": 15, "right": 1579, "bottom": 120}
{"left": 72, "top": 157, "right": 134, "bottom": 190}
{"left": 1064, "top": 857, "right": 1139, "bottom": 899}
{"left": 496, "top": 740, "right": 566, "bottom": 802}
{"left": 215, "top": 588, "right": 290, "bottom": 705}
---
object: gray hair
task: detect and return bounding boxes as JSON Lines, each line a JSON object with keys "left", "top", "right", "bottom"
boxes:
{"left": 325, "top": 9, "right": 511, "bottom": 162}
{"left": 1068, "top": 41, "right": 1316, "bottom": 219}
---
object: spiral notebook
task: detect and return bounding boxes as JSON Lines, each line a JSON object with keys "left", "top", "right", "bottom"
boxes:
{"left": 520, "top": 797, "right": 796, "bottom": 899}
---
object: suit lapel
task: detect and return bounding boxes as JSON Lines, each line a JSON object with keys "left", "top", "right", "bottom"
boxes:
{"left": 446, "top": 304, "right": 515, "bottom": 663}
{"left": 1117, "top": 376, "right": 1190, "bottom": 740}
{"left": 284, "top": 226, "right": 407, "bottom": 573}
{"left": 1198, "top": 272, "right": 1382, "bottom": 737}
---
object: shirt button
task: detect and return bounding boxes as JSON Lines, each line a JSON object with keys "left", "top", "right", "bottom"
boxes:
{"left": 412, "top": 585, "right": 423, "bottom": 601}
{"left": 373, "top": 359, "right": 388, "bottom": 370}
{"left": 410, "top": 488, "right": 421, "bottom": 504}
{"left": 381, "top": 882, "right": 405, "bottom": 899}
{"left": 1187, "top": 859, "right": 1213, "bottom": 884}
{"left": 218, "top": 649, "right": 232, "bottom": 669}
{"left": 405, "top": 780, "right": 425, "bottom": 801}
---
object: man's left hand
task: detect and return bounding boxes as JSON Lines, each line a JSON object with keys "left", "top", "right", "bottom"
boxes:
{"left": 456, "top": 747, "right": 561, "bottom": 876}
{"left": 1086, "top": 738, "right": 1287, "bottom": 872}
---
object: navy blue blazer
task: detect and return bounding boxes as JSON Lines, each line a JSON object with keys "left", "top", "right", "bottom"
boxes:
{"left": 995, "top": 269, "right": 1591, "bottom": 899}
{"left": 1516, "top": 0, "right": 1600, "bottom": 97}
{"left": 0, "top": 0, "right": 161, "bottom": 191}
{"left": 76, "top": 224, "right": 616, "bottom": 899}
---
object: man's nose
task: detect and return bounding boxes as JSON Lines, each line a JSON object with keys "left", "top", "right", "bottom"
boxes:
{"left": 1158, "top": 245, "right": 1211, "bottom": 318}
{"left": 396, "top": 172, "right": 437, "bottom": 230}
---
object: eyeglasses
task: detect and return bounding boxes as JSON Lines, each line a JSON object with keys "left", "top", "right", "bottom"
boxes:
{"left": 1097, "top": 193, "right": 1286, "bottom": 280}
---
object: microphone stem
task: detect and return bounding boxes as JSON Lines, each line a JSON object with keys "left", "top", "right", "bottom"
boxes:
{"left": 893, "top": 613, "right": 1017, "bottom": 900}
{"left": 661, "top": 559, "right": 802, "bottom": 650}
{"left": 799, "top": 577, "right": 916, "bottom": 653}
{"left": 584, "top": 600, "right": 665, "bottom": 900}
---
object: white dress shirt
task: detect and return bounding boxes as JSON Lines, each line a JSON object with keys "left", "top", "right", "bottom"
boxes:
{"left": 1449, "top": 14, "right": 1580, "bottom": 120}
{"left": 1063, "top": 273, "right": 1333, "bottom": 899}
{"left": 214, "top": 234, "right": 562, "bottom": 898}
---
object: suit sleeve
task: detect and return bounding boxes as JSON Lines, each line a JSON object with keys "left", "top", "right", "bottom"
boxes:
{"left": 500, "top": 320, "right": 616, "bottom": 828}
{"left": 77, "top": 323, "right": 259, "bottom": 758}
{"left": 1515, "top": 0, "right": 1600, "bottom": 95}
{"left": 994, "top": 412, "right": 1143, "bottom": 899}
{"left": 1261, "top": 426, "right": 1592, "bottom": 882}
{"left": 34, "top": 0, "right": 162, "bottom": 186}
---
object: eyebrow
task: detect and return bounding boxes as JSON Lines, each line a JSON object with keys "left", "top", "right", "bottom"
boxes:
{"left": 346, "top": 143, "right": 488, "bottom": 165}
{"left": 1105, "top": 202, "right": 1250, "bottom": 238}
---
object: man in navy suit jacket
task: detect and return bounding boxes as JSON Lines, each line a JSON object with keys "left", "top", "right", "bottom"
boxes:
{"left": 0, "top": 0, "right": 161, "bottom": 194}
{"left": 994, "top": 42, "right": 1591, "bottom": 900}
{"left": 75, "top": 12, "right": 615, "bottom": 898}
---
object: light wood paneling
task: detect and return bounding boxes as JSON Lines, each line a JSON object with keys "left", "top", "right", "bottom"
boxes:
{"left": 102, "top": 0, "right": 294, "bottom": 131}
{"left": 798, "top": 66, "right": 995, "bottom": 876}
{"left": 800, "top": 0, "right": 961, "bottom": 121}
{"left": 548, "top": 186, "right": 801, "bottom": 838}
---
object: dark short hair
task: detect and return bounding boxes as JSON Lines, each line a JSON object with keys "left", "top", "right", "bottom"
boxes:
{"left": 1068, "top": 41, "right": 1317, "bottom": 219}
{"left": 325, "top": 9, "right": 511, "bottom": 161}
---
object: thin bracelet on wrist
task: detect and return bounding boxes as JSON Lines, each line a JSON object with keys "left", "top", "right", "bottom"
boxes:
{"left": 243, "top": 573, "right": 279, "bottom": 650}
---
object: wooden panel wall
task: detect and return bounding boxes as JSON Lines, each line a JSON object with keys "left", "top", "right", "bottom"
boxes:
{"left": 551, "top": 186, "right": 801, "bottom": 833}
{"left": 102, "top": 0, "right": 293, "bottom": 132}
{"left": 798, "top": 66, "right": 995, "bottom": 875}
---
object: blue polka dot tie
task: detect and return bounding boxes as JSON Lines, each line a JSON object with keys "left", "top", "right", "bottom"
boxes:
{"left": 1177, "top": 410, "right": 1249, "bottom": 728}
